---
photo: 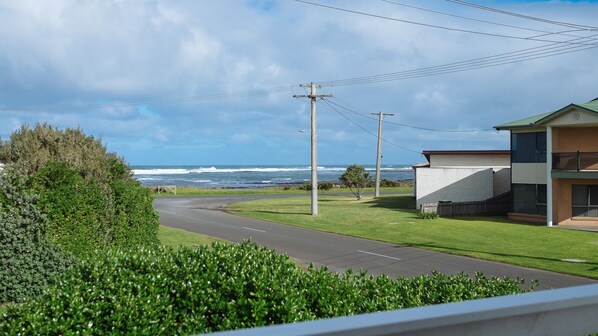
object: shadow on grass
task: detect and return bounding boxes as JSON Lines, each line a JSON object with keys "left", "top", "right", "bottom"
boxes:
{"left": 400, "top": 242, "right": 598, "bottom": 274}
{"left": 366, "top": 195, "right": 416, "bottom": 211}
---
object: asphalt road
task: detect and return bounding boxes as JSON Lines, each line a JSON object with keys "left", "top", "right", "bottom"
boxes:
{"left": 154, "top": 195, "right": 596, "bottom": 290}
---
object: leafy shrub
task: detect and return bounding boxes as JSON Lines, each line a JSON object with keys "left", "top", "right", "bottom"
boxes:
{"left": 0, "top": 123, "right": 124, "bottom": 184}
{"left": 1, "top": 124, "right": 159, "bottom": 257}
{"left": 299, "top": 181, "right": 334, "bottom": 191}
{"left": 0, "top": 242, "right": 534, "bottom": 335}
{"left": 419, "top": 211, "right": 439, "bottom": 219}
{"left": 0, "top": 171, "right": 71, "bottom": 303}
{"left": 28, "top": 161, "right": 112, "bottom": 256}
{"left": 111, "top": 179, "right": 159, "bottom": 249}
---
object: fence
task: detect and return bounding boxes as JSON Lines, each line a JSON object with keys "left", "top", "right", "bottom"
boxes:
{"left": 150, "top": 185, "right": 177, "bottom": 195}
{"left": 420, "top": 192, "right": 511, "bottom": 217}
{"left": 202, "top": 283, "right": 598, "bottom": 336}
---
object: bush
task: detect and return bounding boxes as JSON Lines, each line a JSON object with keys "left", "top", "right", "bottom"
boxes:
{"left": 0, "top": 242, "right": 534, "bottom": 335}
{"left": 28, "top": 161, "right": 112, "bottom": 256}
{"left": 0, "top": 123, "right": 123, "bottom": 185}
{"left": 0, "top": 171, "right": 71, "bottom": 303}
{"left": 299, "top": 181, "right": 334, "bottom": 191}
{"left": 111, "top": 179, "right": 159, "bottom": 249}
{"left": 0, "top": 124, "right": 159, "bottom": 257}
{"left": 419, "top": 211, "right": 439, "bottom": 219}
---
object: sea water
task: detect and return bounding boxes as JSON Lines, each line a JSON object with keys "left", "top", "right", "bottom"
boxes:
{"left": 132, "top": 165, "right": 413, "bottom": 189}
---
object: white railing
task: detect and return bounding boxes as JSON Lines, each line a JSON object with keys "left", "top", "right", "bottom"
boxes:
{"left": 201, "top": 284, "right": 598, "bottom": 336}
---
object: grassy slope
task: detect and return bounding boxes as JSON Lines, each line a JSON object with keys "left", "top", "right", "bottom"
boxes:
{"left": 157, "top": 225, "right": 222, "bottom": 249}
{"left": 228, "top": 195, "right": 598, "bottom": 278}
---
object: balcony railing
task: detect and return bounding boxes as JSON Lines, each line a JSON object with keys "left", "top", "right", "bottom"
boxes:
{"left": 552, "top": 152, "right": 598, "bottom": 171}
{"left": 201, "top": 284, "right": 598, "bottom": 336}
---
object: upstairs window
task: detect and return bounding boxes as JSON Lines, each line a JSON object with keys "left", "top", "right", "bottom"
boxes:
{"left": 511, "top": 132, "right": 547, "bottom": 163}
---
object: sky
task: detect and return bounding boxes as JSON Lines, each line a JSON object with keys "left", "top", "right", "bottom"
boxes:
{"left": 0, "top": 0, "right": 597, "bottom": 166}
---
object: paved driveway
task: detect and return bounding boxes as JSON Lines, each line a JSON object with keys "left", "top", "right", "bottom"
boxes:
{"left": 154, "top": 195, "right": 596, "bottom": 290}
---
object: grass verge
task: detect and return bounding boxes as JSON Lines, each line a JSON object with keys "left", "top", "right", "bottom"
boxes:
{"left": 158, "top": 225, "right": 222, "bottom": 248}
{"left": 227, "top": 195, "right": 598, "bottom": 278}
{"left": 152, "top": 186, "right": 412, "bottom": 197}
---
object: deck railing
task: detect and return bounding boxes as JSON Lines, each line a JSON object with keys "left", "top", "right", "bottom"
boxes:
{"left": 201, "top": 284, "right": 598, "bottom": 336}
{"left": 553, "top": 151, "right": 598, "bottom": 171}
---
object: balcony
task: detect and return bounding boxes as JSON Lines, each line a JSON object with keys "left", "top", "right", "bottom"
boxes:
{"left": 552, "top": 152, "right": 598, "bottom": 171}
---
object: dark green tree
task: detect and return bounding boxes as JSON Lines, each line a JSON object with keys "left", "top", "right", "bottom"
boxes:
{"left": 339, "top": 164, "right": 371, "bottom": 200}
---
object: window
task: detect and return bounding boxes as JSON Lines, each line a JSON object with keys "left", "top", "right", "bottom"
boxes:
{"left": 511, "top": 132, "right": 547, "bottom": 163}
{"left": 512, "top": 184, "right": 547, "bottom": 215}
{"left": 572, "top": 185, "right": 598, "bottom": 217}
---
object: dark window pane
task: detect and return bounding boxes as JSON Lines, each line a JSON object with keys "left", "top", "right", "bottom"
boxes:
{"left": 537, "top": 205, "right": 547, "bottom": 216}
{"left": 572, "top": 206, "right": 588, "bottom": 217}
{"left": 536, "top": 132, "right": 547, "bottom": 163}
{"left": 512, "top": 184, "right": 538, "bottom": 214}
{"left": 537, "top": 184, "right": 547, "bottom": 205}
{"left": 512, "top": 133, "right": 537, "bottom": 163}
{"left": 572, "top": 185, "right": 588, "bottom": 206}
{"left": 590, "top": 186, "right": 598, "bottom": 206}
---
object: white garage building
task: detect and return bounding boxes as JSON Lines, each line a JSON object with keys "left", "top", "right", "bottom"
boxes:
{"left": 413, "top": 150, "right": 511, "bottom": 210}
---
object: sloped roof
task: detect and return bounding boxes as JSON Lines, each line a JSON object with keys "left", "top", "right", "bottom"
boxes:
{"left": 494, "top": 97, "right": 598, "bottom": 130}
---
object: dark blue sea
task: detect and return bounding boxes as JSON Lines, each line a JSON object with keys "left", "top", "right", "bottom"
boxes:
{"left": 132, "top": 165, "right": 413, "bottom": 189}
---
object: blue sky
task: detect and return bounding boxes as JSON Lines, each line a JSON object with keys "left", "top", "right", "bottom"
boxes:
{"left": 1, "top": 0, "right": 597, "bottom": 166}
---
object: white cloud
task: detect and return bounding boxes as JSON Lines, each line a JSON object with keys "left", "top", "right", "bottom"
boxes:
{"left": 0, "top": 0, "right": 596, "bottom": 165}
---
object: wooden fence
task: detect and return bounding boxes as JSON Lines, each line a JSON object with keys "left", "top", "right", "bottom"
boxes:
{"left": 150, "top": 185, "right": 177, "bottom": 195}
{"left": 420, "top": 192, "right": 511, "bottom": 217}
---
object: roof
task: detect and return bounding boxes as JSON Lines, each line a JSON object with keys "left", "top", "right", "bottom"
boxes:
{"left": 494, "top": 97, "right": 598, "bottom": 131}
{"left": 421, "top": 150, "right": 510, "bottom": 164}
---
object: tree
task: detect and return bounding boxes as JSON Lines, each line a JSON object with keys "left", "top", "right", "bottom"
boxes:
{"left": 339, "top": 165, "right": 371, "bottom": 200}
{"left": 0, "top": 123, "right": 159, "bottom": 257}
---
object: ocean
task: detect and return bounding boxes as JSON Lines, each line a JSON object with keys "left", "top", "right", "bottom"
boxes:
{"left": 132, "top": 165, "right": 414, "bottom": 189}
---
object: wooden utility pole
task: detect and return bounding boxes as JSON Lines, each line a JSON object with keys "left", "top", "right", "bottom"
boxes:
{"left": 372, "top": 111, "right": 394, "bottom": 198}
{"left": 294, "top": 82, "right": 331, "bottom": 216}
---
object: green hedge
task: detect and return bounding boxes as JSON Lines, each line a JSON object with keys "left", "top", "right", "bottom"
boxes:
{"left": 0, "top": 242, "right": 534, "bottom": 335}
{"left": 0, "top": 172, "right": 71, "bottom": 303}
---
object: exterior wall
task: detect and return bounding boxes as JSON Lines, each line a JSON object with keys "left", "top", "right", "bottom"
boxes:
{"left": 493, "top": 168, "right": 511, "bottom": 196}
{"left": 415, "top": 168, "right": 493, "bottom": 209}
{"left": 512, "top": 163, "right": 547, "bottom": 184}
{"left": 553, "top": 127, "right": 598, "bottom": 152}
{"left": 553, "top": 178, "right": 598, "bottom": 225}
{"left": 429, "top": 154, "right": 510, "bottom": 168}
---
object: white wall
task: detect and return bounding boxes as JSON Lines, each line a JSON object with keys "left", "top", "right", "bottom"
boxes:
{"left": 493, "top": 168, "right": 511, "bottom": 196}
{"left": 415, "top": 168, "right": 494, "bottom": 209}
{"left": 429, "top": 154, "right": 510, "bottom": 168}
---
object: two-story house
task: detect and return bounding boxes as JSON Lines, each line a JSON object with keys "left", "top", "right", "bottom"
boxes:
{"left": 495, "top": 98, "right": 598, "bottom": 227}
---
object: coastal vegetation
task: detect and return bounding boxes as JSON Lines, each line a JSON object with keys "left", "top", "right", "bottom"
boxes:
{"left": 0, "top": 242, "right": 532, "bottom": 335}
{"left": 0, "top": 123, "right": 158, "bottom": 303}
{"left": 228, "top": 195, "right": 598, "bottom": 278}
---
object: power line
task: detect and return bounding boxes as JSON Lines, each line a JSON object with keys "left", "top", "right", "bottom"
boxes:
{"left": 321, "top": 98, "right": 421, "bottom": 154}
{"left": 293, "top": 0, "right": 598, "bottom": 46}
{"left": 328, "top": 97, "right": 494, "bottom": 133}
{"left": 446, "top": 0, "right": 598, "bottom": 31}
{"left": 317, "top": 34, "right": 598, "bottom": 87}
{"left": 380, "top": 0, "right": 588, "bottom": 39}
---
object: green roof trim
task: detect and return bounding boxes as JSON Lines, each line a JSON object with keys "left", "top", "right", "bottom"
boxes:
{"left": 494, "top": 98, "right": 598, "bottom": 130}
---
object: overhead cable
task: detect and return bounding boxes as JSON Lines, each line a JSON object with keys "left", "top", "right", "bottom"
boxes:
{"left": 321, "top": 98, "right": 422, "bottom": 153}
{"left": 327, "top": 97, "right": 494, "bottom": 133}
{"left": 293, "top": 0, "right": 598, "bottom": 46}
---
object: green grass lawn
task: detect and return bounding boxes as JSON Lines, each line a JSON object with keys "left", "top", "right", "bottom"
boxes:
{"left": 153, "top": 186, "right": 412, "bottom": 197}
{"left": 158, "top": 225, "right": 222, "bottom": 248}
{"left": 227, "top": 195, "right": 598, "bottom": 279}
